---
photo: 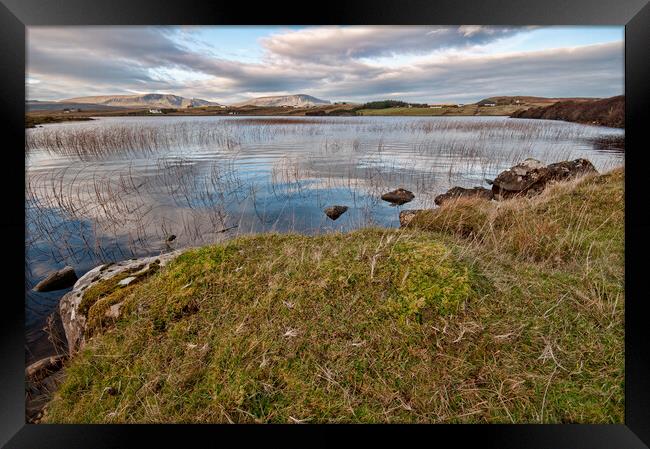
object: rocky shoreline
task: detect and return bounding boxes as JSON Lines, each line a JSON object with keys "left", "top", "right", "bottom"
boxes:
{"left": 26, "top": 249, "right": 185, "bottom": 422}
{"left": 400, "top": 158, "right": 598, "bottom": 227}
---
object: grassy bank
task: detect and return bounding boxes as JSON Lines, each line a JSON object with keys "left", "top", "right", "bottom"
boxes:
{"left": 43, "top": 168, "right": 624, "bottom": 423}
{"left": 25, "top": 115, "right": 94, "bottom": 128}
{"left": 511, "top": 96, "right": 624, "bottom": 128}
{"left": 356, "top": 104, "right": 524, "bottom": 116}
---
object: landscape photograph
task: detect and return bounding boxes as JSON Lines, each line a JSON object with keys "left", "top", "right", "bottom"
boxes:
{"left": 25, "top": 25, "right": 625, "bottom": 424}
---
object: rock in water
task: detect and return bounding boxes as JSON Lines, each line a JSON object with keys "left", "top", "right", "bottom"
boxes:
{"left": 324, "top": 205, "right": 348, "bottom": 220}
{"left": 166, "top": 234, "right": 176, "bottom": 243}
{"left": 381, "top": 188, "right": 415, "bottom": 205}
{"left": 434, "top": 186, "right": 494, "bottom": 206}
{"left": 33, "top": 266, "right": 78, "bottom": 292}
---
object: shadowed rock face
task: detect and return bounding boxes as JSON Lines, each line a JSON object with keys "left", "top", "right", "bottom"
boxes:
{"left": 33, "top": 266, "right": 78, "bottom": 292}
{"left": 381, "top": 188, "right": 415, "bottom": 205}
{"left": 324, "top": 205, "right": 349, "bottom": 220}
{"left": 434, "top": 186, "right": 494, "bottom": 206}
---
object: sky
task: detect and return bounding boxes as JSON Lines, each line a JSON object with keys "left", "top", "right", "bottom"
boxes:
{"left": 26, "top": 25, "right": 624, "bottom": 104}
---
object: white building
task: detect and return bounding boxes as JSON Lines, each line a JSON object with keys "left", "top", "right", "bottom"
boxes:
{"left": 149, "top": 109, "right": 162, "bottom": 114}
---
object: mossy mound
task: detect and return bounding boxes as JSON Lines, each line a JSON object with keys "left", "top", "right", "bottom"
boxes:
{"left": 45, "top": 229, "right": 480, "bottom": 423}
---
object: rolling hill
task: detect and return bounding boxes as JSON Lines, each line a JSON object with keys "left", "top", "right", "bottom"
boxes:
{"left": 511, "top": 95, "right": 624, "bottom": 128}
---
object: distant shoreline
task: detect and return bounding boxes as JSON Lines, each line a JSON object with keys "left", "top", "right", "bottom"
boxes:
{"left": 25, "top": 95, "right": 624, "bottom": 129}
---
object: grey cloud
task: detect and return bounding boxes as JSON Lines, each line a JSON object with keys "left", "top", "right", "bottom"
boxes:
{"left": 260, "top": 26, "right": 527, "bottom": 64}
{"left": 309, "top": 42, "right": 624, "bottom": 103}
{"left": 26, "top": 26, "right": 623, "bottom": 104}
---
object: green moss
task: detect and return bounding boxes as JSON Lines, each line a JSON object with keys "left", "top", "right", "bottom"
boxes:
{"left": 78, "top": 271, "right": 136, "bottom": 318}
{"left": 386, "top": 241, "right": 473, "bottom": 318}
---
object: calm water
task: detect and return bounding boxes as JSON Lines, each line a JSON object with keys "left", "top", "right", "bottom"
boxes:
{"left": 25, "top": 115, "right": 624, "bottom": 355}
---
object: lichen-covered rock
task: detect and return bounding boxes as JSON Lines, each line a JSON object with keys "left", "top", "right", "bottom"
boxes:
{"left": 324, "top": 205, "right": 348, "bottom": 220}
{"left": 381, "top": 188, "right": 415, "bottom": 205}
{"left": 399, "top": 209, "right": 426, "bottom": 227}
{"left": 547, "top": 158, "right": 598, "bottom": 181}
{"left": 33, "top": 266, "right": 78, "bottom": 292}
{"left": 59, "top": 250, "right": 185, "bottom": 355}
{"left": 491, "top": 158, "right": 597, "bottom": 200}
{"left": 491, "top": 158, "right": 549, "bottom": 199}
{"left": 434, "top": 186, "right": 494, "bottom": 206}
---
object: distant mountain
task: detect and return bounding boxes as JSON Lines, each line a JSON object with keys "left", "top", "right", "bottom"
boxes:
{"left": 60, "top": 94, "right": 220, "bottom": 109}
{"left": 234, "top": 94, "right": 331, "bottom": 108}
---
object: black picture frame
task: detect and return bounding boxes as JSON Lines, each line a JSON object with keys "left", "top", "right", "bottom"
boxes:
{"left": 1, "top": 0, "right": 648, "bottom": 446}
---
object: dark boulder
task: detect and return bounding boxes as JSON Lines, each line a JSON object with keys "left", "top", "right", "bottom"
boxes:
{"left": 547, "top": 158, "right": 598, "bottom": 181}
{"left": 324, "top": 205, "right": 348, "bottom": 220}
{"left": 381, "top": 188, "right": 415, "bottom": 205}
{"left": 33, "top": 266, "right": 78, "bottom": 292}
{"left": 166, "top": 234, "right": 176, "bottom": 243}
{"left": 434, "top": 186, "right": 494, "bottom": 206}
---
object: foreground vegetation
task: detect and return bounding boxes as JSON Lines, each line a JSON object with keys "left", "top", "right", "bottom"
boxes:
{"left": 43, "top": 168, "right": 624, "bottom": 423}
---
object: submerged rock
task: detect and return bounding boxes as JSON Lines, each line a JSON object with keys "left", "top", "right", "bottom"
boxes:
{"left": 33, "top": 266, "right": 78, "bottom": 292}
{"left": 434, "top": 186, "right": 494, "bottom": 206}
{"left": 166, "top": 234, "right": 176, "bottom": 243}
{"left": 381, "top": 188, "right": 415, "bottom": 205}
{"left": 324, "top": 205, "right": 349, "bottom": 220}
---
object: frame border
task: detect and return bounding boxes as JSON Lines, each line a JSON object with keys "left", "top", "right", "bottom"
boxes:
{"left": 2, "top": 0, "right": 648, "bottom": 446}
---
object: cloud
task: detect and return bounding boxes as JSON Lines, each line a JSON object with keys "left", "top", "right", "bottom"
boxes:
{"left": 26, "top": 26, "right": 623, "bottom": 104}
{"left": 259, "top": 26, "right": 525, "bottom": 64}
